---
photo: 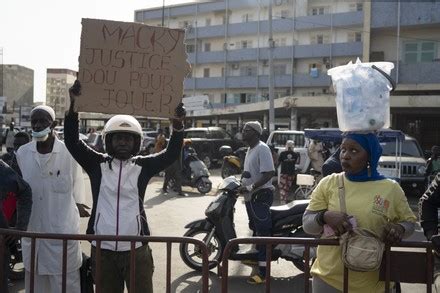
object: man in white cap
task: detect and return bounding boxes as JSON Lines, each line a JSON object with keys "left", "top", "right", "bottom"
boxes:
{"left": 15, "top": 105, "right": 88, "bottom": 293}
{"left": 238, "top": 121, "right": 275, "bottom": 285}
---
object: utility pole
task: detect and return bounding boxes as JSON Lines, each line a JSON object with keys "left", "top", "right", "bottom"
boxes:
{"left": 161, "top": 0, "right": 165, "bottom": 26}
{"left": 268, "top": 0, "right": 275, "bottom": 132}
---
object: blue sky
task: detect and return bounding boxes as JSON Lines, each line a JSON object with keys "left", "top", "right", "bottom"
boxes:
{"left": 0, "top": 0, "right": 190, "bottom": 102}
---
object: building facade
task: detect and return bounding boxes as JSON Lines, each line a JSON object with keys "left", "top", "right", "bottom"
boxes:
{"left": 136, "top": 0, "right": 440, "bottom": 149}
{"left": 46, "top": 68, "right": 77, "bottom": 118}
{"left": 0, "top": 64, "right": 34, "bottom": 114}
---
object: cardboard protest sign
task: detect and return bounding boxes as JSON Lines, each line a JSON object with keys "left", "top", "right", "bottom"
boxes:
{"left": 76, "top": 18, "right": 190, "bottom": 118}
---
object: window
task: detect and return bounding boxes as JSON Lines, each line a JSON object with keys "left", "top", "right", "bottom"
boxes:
{"left": 281, "top": 10, "right": 289, "bottom": 19}
{"left": 311, "top": 7, "right": 325, "bottom": 15}
{"left": 204, "top": 43, "right": 211, "bottom": 52}
{"left": 186, "top": 44, "right": 195, "bottom": 53}
{"left": 185, "top": 131, "right": 208, "bottom": 139}
{"left": 211, "top": 130, "right": 228, "bottom": 139}
{"left": 241, "top": 14, "right": 253, "bottom": 23}
{"left": 240, "top": 66, "right": 257, "bottom": 76}
{"left": 241, "top": 40, "right": 252, "bottom": 49}
{"left": 221, "top": 67, "right": 225, "bottom": 77}
{"left": 274, "top": 64, "right": 287, "bottom": 75}
{"left": 205, "top": 18, "right": 211, "bottom": 26}
{"left": 349, "top": 3, "right": 363, "bottom": 12}
{"left": 348, "top": 32, "right": 362, "bottom": 42}
{"left": 203, "top": 68, "right": 210, "bottom": 78}
{"left": 404, "top": 41, "right": 436, "bottom": 63}
{"left": 274, "top": 38, "right": 286, "bottom": 47}
{"left": 317, "top": 35, "right": 323, "bottom": 44}
{"left": 311, "top": 34, "right": 329, "bottom": 44}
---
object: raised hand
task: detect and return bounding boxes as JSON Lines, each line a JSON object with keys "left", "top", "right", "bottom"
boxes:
{"left": 171, "top": 102, "right": 186, "bottom": 129}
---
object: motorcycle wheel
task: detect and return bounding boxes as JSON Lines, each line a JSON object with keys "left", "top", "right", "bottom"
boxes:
{"left": 289, "top": 186, "right": 313, "bottom": 201}
{"left": 221, "top": 162, "right": 239, "bottom": 179}
{"left": 196, "top": 179, "right": 212, "bottom": 194}
{"left": 179, "top": 228, "right": 223, "bottom": 271}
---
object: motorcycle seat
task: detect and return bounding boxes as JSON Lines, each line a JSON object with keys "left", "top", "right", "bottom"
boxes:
{"left": 270, "top": 200, "right": 309, "bottom": 222}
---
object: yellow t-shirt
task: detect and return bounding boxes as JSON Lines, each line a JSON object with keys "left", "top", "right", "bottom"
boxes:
{"left": 307, "top": 173, "right": 416, "bottom": 293}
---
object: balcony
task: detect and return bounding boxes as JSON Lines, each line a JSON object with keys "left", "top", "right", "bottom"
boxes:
{"left": 183, "top": 74, "right": 331, "bottom": 90}
{"left": 187, "top": 42, "right": 363, "bottom": 64}
{"left": 392, "top": 62, "right": 440, "bottom": 84}
{"left": 185, "top": 11, "right": 363, "bottom": 40}
{"left": 371, "top": 2, "right": 440, "bottom": 28}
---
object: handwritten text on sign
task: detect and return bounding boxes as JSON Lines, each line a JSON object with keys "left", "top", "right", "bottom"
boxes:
{"left": 76, "top": 18, "right": 190, "bottom": 117}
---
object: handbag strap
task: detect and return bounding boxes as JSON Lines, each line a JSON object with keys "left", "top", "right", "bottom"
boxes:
{"left": 338, "top": 173, "right": 347, "bottom": 214}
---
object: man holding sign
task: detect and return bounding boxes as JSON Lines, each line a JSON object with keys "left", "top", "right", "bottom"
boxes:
{"left": 64, "top": 19, "right": 189, "bottom": 292}
{"left": 65, "top": 80, "right": 185, "bottom": 293}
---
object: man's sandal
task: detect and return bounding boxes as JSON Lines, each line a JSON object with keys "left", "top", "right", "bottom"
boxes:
{"left": 247, "top": 274, "right": 266, "bottom": 285}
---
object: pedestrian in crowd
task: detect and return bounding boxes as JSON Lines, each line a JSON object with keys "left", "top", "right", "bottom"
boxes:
{"left": 278, "top": 140, "right": 299, "bottom": 204}
{"left": 321, "top": 147, "right": 342, "bottom": 178}
{"left": 234, "top": 127, "right": 243, "bottom": 141}
{"left": 162, "top": 139, "right": 187, "bottom": 197}
{"left": 154, "top": 128, "right": 167, "bottom": 153}
{"left": 15, "top": 105, "right": 87, "bottom": 293}
{"left": 303, "top": 132, "right": 416, "bottom": 293}
{"left": 0, "top": 159, "right": 32, "bottom": 293}
{"left": 308, "top": 139, "right": 325, "bottom": 182}
{"left": 426, "top": 145, "right": 440, "bottom": 177}
{"left": 238, "top": 121, "right": 275, "bottom": 285}
{"left": 1, "top": 131, "right": 31, "bottom": 175}
{"left": 419, "top": 168, "right": 440, "bottom": 291}
{"left": 65, "top": 80, "right": 185, "bottom": 293}
{"left": 0, "top": 127, "right": 3, "bottom": 154}
{"left": 5, "top": 122, "right": 17, "bottom": 153}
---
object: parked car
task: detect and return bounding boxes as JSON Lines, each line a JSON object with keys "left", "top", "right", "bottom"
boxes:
{"left": 266, "top": 130, "right": 309, "bottom": 173}
{"left": 86, "top": 132, "right": 104, "bottom": 153}
{"left": 378, "top": 135, "right": 427, "bottom": 195}
{"left": 184, "top": 127, "right": 243, "bottom": 168}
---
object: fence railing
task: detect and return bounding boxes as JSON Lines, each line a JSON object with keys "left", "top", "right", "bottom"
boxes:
{"left": 220, "top": 237, "right": 434, "bottom": 293}
{"left": 0, "top": 228, "right": 210, "bottom": 293}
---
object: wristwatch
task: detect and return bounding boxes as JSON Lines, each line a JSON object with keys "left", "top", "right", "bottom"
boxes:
{"left": 246, "top": 184, "right": 255, "bottom": 192}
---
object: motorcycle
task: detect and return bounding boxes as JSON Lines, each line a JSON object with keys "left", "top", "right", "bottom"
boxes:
{"left": 219, "top": 146, "right": 247, "bottom": 179}
{"left": 168, "top": 151, "right": 212, "bottom": 194}
{"left": 179, "top": 175, "right": 315, "bottom": 272}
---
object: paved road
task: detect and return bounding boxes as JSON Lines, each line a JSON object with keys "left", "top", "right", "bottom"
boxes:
{"left": 9, "top": 167, "right": 431, "bottom": 292}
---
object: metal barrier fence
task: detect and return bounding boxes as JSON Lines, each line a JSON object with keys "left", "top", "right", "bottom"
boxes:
{"left": 220, "top": 237, "right": 434, "bottom": 293}
{"left": 0, "top": 228, "right": 210, "bottom": 293}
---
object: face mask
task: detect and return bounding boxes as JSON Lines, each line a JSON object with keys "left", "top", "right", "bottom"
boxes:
{"left": 32, "top": 127, "right": 52, "bottom": 142}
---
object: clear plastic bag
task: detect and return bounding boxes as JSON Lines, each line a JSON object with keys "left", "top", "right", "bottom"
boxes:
{"left": 327, "top": 58, "right": 394, "bottom": 131}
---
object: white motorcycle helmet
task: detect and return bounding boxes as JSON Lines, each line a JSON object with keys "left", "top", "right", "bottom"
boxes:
{"left": 102, "top": 115, "right": 143, "bottom": 156}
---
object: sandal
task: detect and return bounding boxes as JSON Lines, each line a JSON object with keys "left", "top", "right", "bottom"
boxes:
{"left": 247, "top": 274, "right": 266, "bottom": 285}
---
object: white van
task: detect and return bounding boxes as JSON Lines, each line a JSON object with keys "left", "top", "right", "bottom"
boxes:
{"left": 266, "top": 130, "right": 310, "bottom": 174}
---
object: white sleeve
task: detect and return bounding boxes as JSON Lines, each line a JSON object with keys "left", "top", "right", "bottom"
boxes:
{"left": 259, "top": 146, "right": 275, "bottom": 173}
{"left": 72, "top": 159, "right": 86, "bottom": 204}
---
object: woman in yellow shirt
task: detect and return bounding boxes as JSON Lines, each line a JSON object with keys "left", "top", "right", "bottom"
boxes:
{"left": 303, "top": 133, "right": 416, "bottom": 293}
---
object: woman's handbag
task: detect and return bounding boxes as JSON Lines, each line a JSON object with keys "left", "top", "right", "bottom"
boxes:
{"left": 337, "top": 174, "right": 385, "bottom": 272}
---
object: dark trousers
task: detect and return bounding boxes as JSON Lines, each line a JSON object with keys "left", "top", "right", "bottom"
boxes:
{"left": 245, "top": 189, "right": 273, "bottom": 276}
{"left": 163, "top": 160, "right": 182, "bottom": 193}
{"left": 2, "top": 249, "right": 10, "bottom": 293}
{"left": 91, "top": 244, "right": 154, "bottom": 293}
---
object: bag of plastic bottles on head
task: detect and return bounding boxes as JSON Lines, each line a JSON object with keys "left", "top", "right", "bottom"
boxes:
{"left": 327, "top": 58, "right": 395, "bottom": 131}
